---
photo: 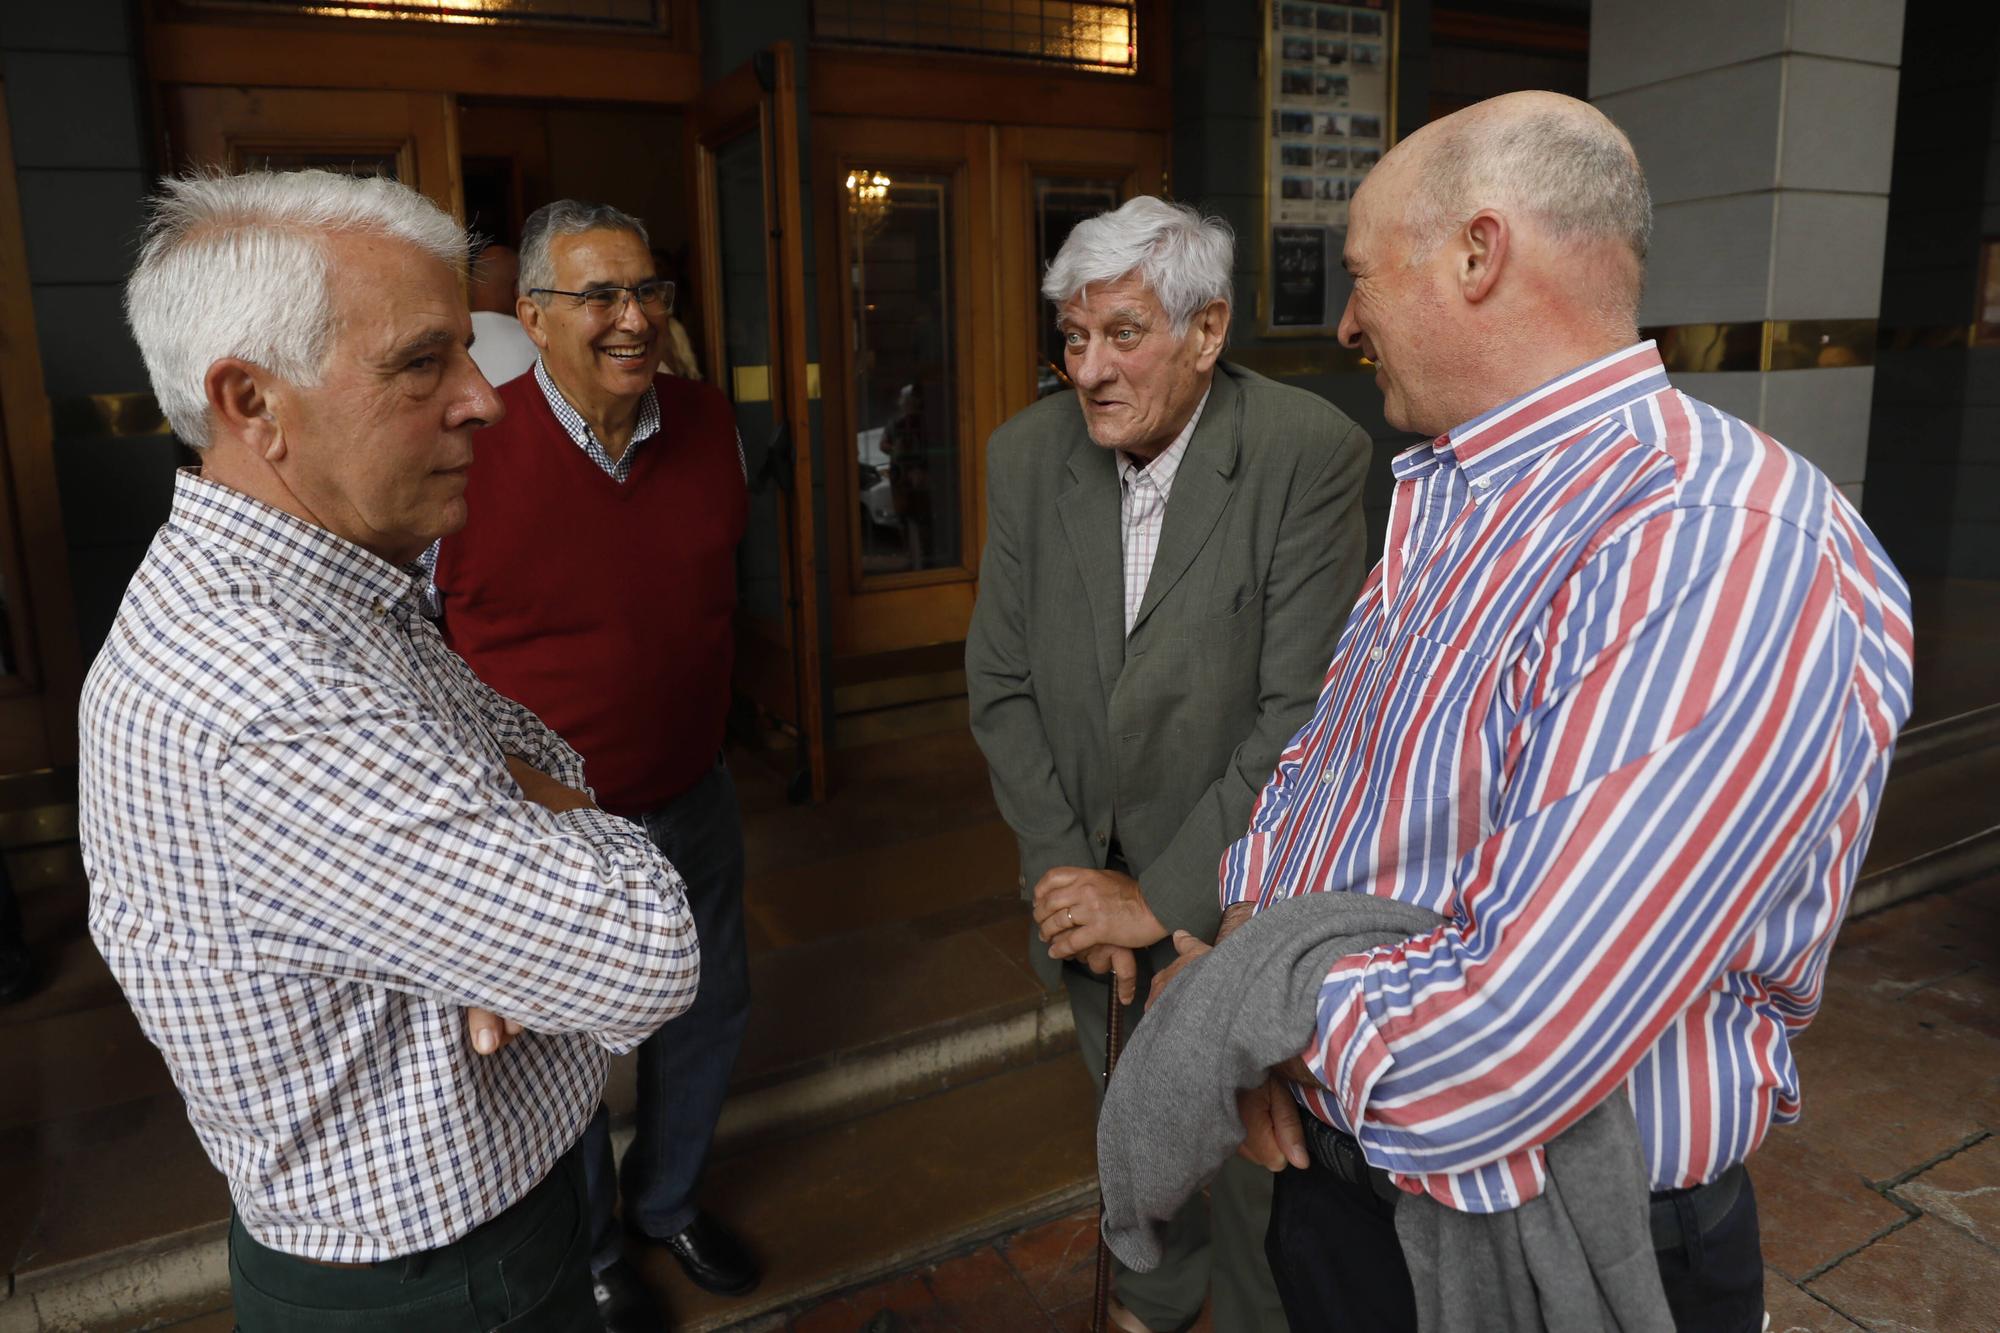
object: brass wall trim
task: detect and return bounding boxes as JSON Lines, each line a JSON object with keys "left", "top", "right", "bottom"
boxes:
{"left": 1642, "top": 319, "right": 1879, "bottom": 374}
{"left": 52, "top": 392, "right": 172, "bottom": 438}
{"left": 730, "top": 363, "right": 822, "bottom": 405}
{"left": 1877, "top": 324, "right": 1979, "bottom": 352}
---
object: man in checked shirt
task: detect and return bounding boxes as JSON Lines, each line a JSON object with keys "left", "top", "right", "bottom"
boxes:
{"left": 79, "top": 170, "right": 699, "bottom": 1331}
{"left": 1152, "top": 91, "right": 1916, "bottom": 1333}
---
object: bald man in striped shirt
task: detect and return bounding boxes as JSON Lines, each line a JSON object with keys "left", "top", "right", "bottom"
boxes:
{"left": 1157, "top": 92, "right": 1913, "bottom": 1333}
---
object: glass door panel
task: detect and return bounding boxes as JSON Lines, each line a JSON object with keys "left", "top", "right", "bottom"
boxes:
{"left": 692, "top": 44, "right": 826, "bottom": 800}
{"left": 849, "top": 172, "right": 961, "bottom": 577}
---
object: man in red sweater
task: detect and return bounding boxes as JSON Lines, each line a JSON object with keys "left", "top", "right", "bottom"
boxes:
{"left": 433, "top": 200, "right": 754, "bottom": 1333}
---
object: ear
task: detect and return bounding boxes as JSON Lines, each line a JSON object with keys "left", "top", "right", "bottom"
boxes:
{"left": 1460, "top": 209, "right": 1508, "bottom": 304}
{"left": 517, "top": 296, "right": 550, "bottom": 348}
{"left": 204, "top": 358, "right": 286, "bottom": 461}
{"left": 1192, "top": 299, "right": 1231, "bottom": 372}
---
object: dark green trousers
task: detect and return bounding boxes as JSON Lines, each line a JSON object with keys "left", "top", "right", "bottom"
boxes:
{"left": 1065, "top": 961, "right": 1290, "bottom": 1333}
{"left": 227, "top": 1143, "right": 598, "bottom": 1332}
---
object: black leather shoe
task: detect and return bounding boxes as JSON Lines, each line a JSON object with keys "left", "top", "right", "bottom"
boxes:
{"left": 592, "top": 1258, "right": 667, "bottom": 1333}
{"left": 651, "top": 1213, "right": 760, "bottom": 1296}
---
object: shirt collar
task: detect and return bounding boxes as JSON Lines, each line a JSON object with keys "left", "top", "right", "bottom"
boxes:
{"left": 533, "top": 357, "right": 662, "bottom": 454}
{"left": 1392, "top": 341, "right": 1671, "bottom": 494}
{"left": 169, "top": 469, "right": 424, "bottom": 617}
{"left": 1118, "top": 387, "right": 1211, "bottom": 488}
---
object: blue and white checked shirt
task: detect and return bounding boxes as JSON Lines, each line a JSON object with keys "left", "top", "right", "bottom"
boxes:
{"left": 533, "top": 357, "right": 746, "bottom": 483}
{"left": 78, "top": 471, "right": 700, "bottom": 1260}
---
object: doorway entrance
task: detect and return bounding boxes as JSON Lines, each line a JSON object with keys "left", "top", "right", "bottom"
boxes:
{"left": 814, "top": 119, "right": 1167, "bottom": 669}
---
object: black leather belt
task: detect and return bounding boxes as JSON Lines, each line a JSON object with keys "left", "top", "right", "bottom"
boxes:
{"left": 1302, "top": 1114, "right": 1403, "bottom": 1205}
{"left": 1648, "top": 1162, "right": 1745, "bottom": 1252}
{"left": 1304, "top": 1116, "right": 1747, "bottom": 1252}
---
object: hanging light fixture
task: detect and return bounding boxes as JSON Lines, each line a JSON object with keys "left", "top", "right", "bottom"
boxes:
{"left": 845, "top": 168, "right": 893, "bottom": 244}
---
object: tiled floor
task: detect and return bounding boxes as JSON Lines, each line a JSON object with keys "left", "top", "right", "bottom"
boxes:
{"left": 783, "top": 1207, "right": 1215, "bottom": 1333}
{"left": 774, "top": 877, "right": 2000, "bottom": 1333}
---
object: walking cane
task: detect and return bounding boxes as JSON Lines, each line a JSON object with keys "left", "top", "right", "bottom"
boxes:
{"left": 1090, "top": 987, "right": 1127, "bottom": 1333}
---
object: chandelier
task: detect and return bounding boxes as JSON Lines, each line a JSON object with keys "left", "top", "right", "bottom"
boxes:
{"left": 845, "top": 169, "right": 893, "bottom": 244}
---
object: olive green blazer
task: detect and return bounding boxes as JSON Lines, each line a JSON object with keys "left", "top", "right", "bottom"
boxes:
{"left": 967, "top": 361, "right": 1371, "bottom": 986}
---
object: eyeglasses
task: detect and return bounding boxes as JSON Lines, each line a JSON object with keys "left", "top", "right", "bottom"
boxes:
{"left": 529, "top": 279, "right": 675, "bottom": 316}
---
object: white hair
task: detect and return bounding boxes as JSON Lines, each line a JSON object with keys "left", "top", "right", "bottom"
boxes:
{"left": 1402, "top": 104, "right": 1652, "bottom": 295}
{"left": 1040, "top": 196, "right": 1234, "bottom": 333}
{"left": 125, "top": 169, "right": 467, "bottom": 448}
{"left": 518, "top": 199, "right": 651, "bottom": 299}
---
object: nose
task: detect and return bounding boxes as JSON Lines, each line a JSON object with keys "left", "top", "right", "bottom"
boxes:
{"left": 1071, "top": 337, "right": 1115, "bottom": 391}
{"left": 1336, "top": 290, "right": 1363, "bottom": 351}
{"left": 452, "top": 358, "right": 505, "bottom": 430}
{"left": 614, "top": 292, "right": 653, "bottom": 335}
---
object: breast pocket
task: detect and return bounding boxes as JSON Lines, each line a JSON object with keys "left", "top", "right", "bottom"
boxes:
{"left": 1368, "top": 631, "right": 1492, "bottom": 804}
{"left": 1182, "top": 581, "right": 1264, "bottom": 647}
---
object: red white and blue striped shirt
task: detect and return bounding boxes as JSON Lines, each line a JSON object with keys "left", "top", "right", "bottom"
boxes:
{"left": 1219, "top": 342, "right": 1914, "bottom": 1214}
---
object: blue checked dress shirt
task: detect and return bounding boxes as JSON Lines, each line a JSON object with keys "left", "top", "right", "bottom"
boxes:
{"left": 78, "top": 471, "right": 699, "bottom": 1260}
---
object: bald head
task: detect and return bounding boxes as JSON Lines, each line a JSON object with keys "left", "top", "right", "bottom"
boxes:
{"left": 1369, "top": 91, "right": 1651, "bottom": 322}
{"left": 469, "top": 243, "right": 519, "bottom": 315}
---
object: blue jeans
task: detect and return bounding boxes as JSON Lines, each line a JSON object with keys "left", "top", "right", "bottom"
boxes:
{"left": 582, "top": 758, "right": 749, "bottom": 1271}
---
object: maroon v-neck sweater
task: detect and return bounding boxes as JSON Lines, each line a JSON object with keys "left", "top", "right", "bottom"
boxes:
{"left": 435, "top": 371, "right": 746, "bottom": 817}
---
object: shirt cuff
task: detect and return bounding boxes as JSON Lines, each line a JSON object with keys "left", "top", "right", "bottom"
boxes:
{"left": 1307, "top": 968, "right": 1395, "bottom": 1141}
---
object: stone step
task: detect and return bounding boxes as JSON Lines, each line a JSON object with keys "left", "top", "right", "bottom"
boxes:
{"left": 632, "top": 1054, "right": 1100, "bottom": 1332}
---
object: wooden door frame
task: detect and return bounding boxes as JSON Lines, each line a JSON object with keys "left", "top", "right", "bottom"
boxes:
{"left": 691, "top": 45, "right": 827, "bottom": 802}
{"left": 812, "top": 116, "right": 998, "bottom": 662}
{"left": 0, "top": 77, "right": 84, "bottom": 771}
{"left": 165, "top": 86, "right": 463, "bottom": 220}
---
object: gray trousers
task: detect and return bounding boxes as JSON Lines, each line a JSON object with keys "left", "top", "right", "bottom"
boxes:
{"left": 1065, "top": 961, "right": 1289, "bottom": 1333}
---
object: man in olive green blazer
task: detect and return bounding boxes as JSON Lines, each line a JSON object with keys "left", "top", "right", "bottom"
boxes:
{"left": 967, "top": 197, "right": 1369, "bottom": 1333}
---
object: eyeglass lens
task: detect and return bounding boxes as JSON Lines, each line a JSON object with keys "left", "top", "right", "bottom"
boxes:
{"left": 581, "top": 281, "right": 674, "bottom": 312}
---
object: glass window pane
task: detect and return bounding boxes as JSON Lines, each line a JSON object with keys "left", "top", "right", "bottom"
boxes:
{"left": 182, "top": 0, "right": 664, "bottom": 33}
{"left": 813, "top": 0, "right": 1139, "bottom": 75}
{"left": 849, "top": 172, "right": 961, "bottom": 576}
{"left": 1033, "top": 175, "right": 1123, "bottom": 399}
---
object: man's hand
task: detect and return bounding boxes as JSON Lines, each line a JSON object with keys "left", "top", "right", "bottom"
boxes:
{"left": 1033, "top": 867, "right": 1167, "bottom": 959}
{"left": 1148, "top": 929, "right": 1210, "bottom": 1005}
{"left": 1237, "top": 1073, "right": 1310, "bottom": 1172}
{"left": 1080, "top": 943, "right": 1139, "bottom": 1006}
{"left": 1148, "top": 902, "right": 1252, "bottom": 1005}
{"left": 465, "top": 1006, "right": 524, "bottom": 1055}
{"left": 505, "top": 755, "right": 594, "bottom": 814}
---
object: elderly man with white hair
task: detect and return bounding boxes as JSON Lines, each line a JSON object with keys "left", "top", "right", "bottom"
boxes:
{"left": 1140, "top": 91, "right": 1915, "bottom": 1332}
{"left": 79, "top": 169, "right": 699, "bottom": 1330}
{"left": 967, "top": 196, "right": 1371, "bottom": 1331}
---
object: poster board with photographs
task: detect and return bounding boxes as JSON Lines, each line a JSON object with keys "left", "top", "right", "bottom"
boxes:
{"left": 1262, "top": 0, "right": 1396, "bottom": 334}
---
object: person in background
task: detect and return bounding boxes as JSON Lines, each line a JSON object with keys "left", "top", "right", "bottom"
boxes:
{"left": 467, "top": 241, "right": 540, "bottom": 387}
{"left": 432, "top": 199, "right": 754, "bottom": 1333}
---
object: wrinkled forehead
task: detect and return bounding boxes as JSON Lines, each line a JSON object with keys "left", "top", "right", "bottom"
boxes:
{"left": 1056, "top": 272, "right": 1163, "bottom": 327}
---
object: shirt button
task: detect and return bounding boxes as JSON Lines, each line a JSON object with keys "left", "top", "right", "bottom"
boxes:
{"left": 1096, "top": 831, "right": 1108, "bottom": 846}
{"left": 1474, "top": 477, "right": 1492, "bottom": 490}
{"left": 1369, "top": 646, "right": 1385, "bottom": 662}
